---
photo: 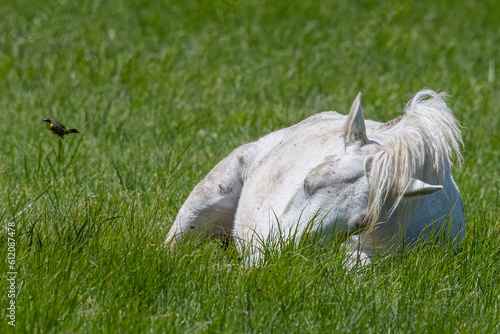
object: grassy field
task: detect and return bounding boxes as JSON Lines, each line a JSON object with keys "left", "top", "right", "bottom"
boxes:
{"left": 1, "top": 0, "right": 499, "bottom": 332}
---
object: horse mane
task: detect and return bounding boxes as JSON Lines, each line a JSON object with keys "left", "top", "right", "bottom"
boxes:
{"left": 365, "top": 89, "right": 463, "bottom": 228}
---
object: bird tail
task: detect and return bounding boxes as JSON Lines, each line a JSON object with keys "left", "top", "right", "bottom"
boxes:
{"left": 69, "top": 129, "right": 79, "bottom": 133}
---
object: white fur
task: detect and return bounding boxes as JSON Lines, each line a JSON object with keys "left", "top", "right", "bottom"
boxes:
{"left": 165, "top": 90, "right": 465, "bottom": 266}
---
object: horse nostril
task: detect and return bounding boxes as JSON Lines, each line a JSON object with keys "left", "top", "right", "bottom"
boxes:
{"left": 347, "top": 215, "right": 367, "bottom": 234}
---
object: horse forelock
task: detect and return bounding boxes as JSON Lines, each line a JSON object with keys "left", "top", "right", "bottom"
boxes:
{"left": 364, "top": 89, "right": 463, "bottom": 228}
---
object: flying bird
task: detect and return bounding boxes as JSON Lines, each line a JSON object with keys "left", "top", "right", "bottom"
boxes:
{"left": 43, "top": 118, "right": 79, "bottom": 139}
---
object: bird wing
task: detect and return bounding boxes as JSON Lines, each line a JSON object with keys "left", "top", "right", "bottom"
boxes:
{"left": 53, "top": 120, "right": 67, "bottom": 129}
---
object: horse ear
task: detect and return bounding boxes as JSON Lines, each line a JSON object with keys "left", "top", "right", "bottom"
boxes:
{"left": 344, "top": 92, "right": 368, "bottom": 145}
{"left": 404, "top": 178, "right": 443, "bottom": 197}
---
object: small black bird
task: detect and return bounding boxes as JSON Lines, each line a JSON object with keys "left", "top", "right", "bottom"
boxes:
{"left": 43, "top": 118, "right": 79, "bottom": 139}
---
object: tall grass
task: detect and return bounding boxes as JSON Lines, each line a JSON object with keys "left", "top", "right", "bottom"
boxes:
{"left": 0, "top": 0, "right": 499, "bottom": 332}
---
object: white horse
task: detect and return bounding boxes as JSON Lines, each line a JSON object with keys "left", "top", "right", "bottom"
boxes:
{"left": 165, "top": 90, "right": 465, "bottom": 266}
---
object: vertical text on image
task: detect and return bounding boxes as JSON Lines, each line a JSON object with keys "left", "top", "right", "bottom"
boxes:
{"left": 6, "top": 221, "right": 16, "bottom": 327}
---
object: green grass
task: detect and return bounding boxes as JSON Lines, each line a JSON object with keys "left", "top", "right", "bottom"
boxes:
{"left": 1, "top": 0, "right": 499, "bottom": 332}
